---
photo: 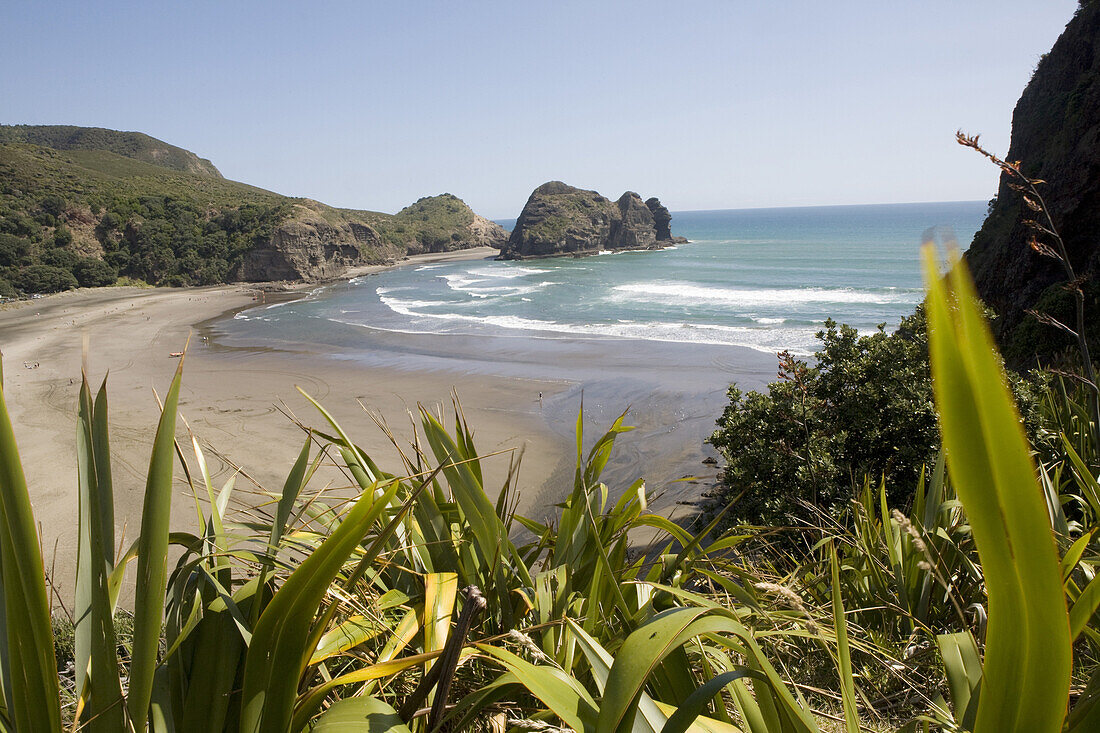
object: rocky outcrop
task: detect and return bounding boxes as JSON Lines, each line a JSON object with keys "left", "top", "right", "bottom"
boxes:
{"left": 609, "top": 192, "right": 657, "bottom": 250}
{"left": 646, "top": 197, "right": 673, "bottom": 240}
{"left": 239, "top": 193, "right": 508, "bottom": 281}
{"left": 376, "top": 193, "right": 509, "bottom": 255}
{"left": 498, "top": 182, "right": 616, "bottom": 259}
{"left": 468, "top": 213, "right": 509, "bottom": 249}
{"left": 966, "top": 3, "right": 1100, "bottom": 360}
{"left": 499, "top": 181, "right": 684, "bottom": 259}
{"left": 235, "top": 202, "right": 399, "bottom": 282}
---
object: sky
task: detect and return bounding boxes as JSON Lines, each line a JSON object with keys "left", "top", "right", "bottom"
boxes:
{"left": 1, "top": 1, "right": 1081, "bottom": 219}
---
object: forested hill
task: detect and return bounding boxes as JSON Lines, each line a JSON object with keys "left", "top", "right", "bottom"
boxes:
{"left": 0, "top": 126, "right": 506, "bottom": 294}
{"left": 0, "top": 125, "right": 223, "bottom": 178}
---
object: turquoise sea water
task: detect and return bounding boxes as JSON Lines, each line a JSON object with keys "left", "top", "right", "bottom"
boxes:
{"left": 217, "top": 200, "right": 988, "bottom": 506}
{"left": 232, "top": 200, "right": 987, "bottom": 357}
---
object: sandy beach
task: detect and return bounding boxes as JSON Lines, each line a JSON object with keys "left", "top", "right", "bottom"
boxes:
{"left": 0, "top": 247, "right": 577, "bottom": 605}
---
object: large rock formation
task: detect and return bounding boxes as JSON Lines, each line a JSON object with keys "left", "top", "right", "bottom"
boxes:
{"left": 467, "top": 212, "right": 510, "bottom": 249}
{"left": 646, "top": 197, "right": 673, "bottom": 240}
{"left": 609, "top": 192, "right": 657, "bottom": 250}
{"left": 235, "top": 201, "right": 400, "bottom": 281}
{"left": 380, "top": 193, "right": 508, "bottom": 255}
{"left": 967, "top": 2, "right": 1100, "bottom": 360}
{"left": 499, "top": 181, "right": 684, "bottom": 259}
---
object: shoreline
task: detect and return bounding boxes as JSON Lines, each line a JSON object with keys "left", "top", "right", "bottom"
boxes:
{"left": 0, "top": 245, "right": 575, "bottom": 605}
{"left": 0, "top": 242, "right": 778, "bottom": 602}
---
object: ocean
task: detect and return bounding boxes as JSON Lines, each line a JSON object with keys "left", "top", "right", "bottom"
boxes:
{"left": 226, "top": 200, "right": 986, "bottom": 359}
{"left": 215, "top": 200, "right": 988, "bottom": 514}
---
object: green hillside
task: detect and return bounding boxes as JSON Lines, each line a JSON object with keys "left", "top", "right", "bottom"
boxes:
{"left": 357, "top": 193, "right": 481, "bottom": 252}
{"left": 0, "top": 125, "right": 223, "bottom": 178}
{"left": 0, "top": 128, "right": 500, "bottom": 294}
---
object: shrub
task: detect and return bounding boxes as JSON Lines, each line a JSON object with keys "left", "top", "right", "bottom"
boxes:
{"left": 0, "top": 233, "right": 31, "bottom": 268}
{"left": 709, "top": 311, "right": 936, "bottom": 527}
{"left": 39, "top": 247, "right": 78, "bottom": 270}
{"left": 708, "top": 307, "right": 1046, "bottom": 528}
{"left": 38, "top": 193, "right": 65, "bottom": 218}
{"left": 14, "top": 264, "right": 77, "bottom": 293}
{"left": 52, "top": 223, "right": 72, "bottom": 247}
{"left": 72, "top": 257, "right": 117, "bottom": 287}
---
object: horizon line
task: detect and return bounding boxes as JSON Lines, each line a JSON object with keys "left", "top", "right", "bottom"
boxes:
{"left": 489, "top": 198, "right": 988, "bottom": 221}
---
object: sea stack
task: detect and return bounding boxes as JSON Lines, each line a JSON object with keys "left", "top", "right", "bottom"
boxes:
{"left": 499, "top": 181, "right": 686, "bottom": 259}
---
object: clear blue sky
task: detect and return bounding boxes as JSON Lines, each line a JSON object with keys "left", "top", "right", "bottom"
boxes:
{"left": 1, "top": 1, "right": 1080, "bottom": 218}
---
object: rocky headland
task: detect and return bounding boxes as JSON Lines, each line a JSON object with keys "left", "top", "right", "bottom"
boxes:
{"left": 498, "top": 181, "right": 686, "bottom": 260}
{"left": 238, "top": 194, "right": 508, "bottom": 282}
{"left": 966, "top": 2, "right": 1100, "bottom": 361}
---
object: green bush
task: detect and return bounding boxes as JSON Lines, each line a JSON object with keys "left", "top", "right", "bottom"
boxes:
{"left": 708, "top": 307, "right": 1046, "bottom": 528}
{"left": 14, "top": 264, "right": 78, "bottom": 293}
{"left": 709, "top": 311, "right": 936, "bottom": 527}
{"left": 0, "top": 233, "right": 31, "bottom": 268}
{"left": 72, "top": 257, "right": 117, "bottom": 287}
{"left": 38, "top": 194, "right": 65, "bottom": 218}
{"left": 52, "top": 223, "right": 72, "bottom": 247}
{"left": 39, "top": 247, "right": 78, "bottom": 270}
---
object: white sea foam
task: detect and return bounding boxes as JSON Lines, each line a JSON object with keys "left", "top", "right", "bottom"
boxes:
{"left": 374, "top": 294, "right": 816, "bottom": 354}
{"left": 466, "top": 265, "right": 543, "bottom": 279}
{"left": 611, "top": 283, "right": 919, "bottom": 307}
{"left": 378, "top": 296, "right": 456, "bottom": 315}
{"left": 438, "top": 272, "right": 556, "bottom": 299}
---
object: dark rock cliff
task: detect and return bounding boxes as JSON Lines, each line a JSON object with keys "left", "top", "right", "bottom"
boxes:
{"left": 499, "top": 181, "right": 683, "bottom": 259}
{"left": 967, "top": 2, "right": 1100, "bottom": 360}
{"left": 646, "top": 197, "right": 673, "bottom": 240}
{"left": 609, "top": 192, "right": 658, "bottom": 250}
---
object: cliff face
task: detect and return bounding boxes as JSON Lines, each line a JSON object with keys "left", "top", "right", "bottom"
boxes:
{"left": 499, "top": 181, "right": 683, "bottom": 259}
{"left": 609, "top": 192, "right": 657, "bottom": 250}
{"left": 466, "top": 213, "right": 510, "bottom": 250}
{"left": 967, "top": 3, "right": 1100, "bottom": 359}
{"left": 235, "top": 202, "right": 401, "bottom": 282}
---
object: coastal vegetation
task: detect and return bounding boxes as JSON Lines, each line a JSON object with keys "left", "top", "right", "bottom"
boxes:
{"left": 707, "top": 308, "right": 1047, "bottom": 531}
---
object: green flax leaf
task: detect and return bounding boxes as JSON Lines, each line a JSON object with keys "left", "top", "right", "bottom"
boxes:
{"left": 922, "top": 247, "right": 1071, "bottom": 732}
